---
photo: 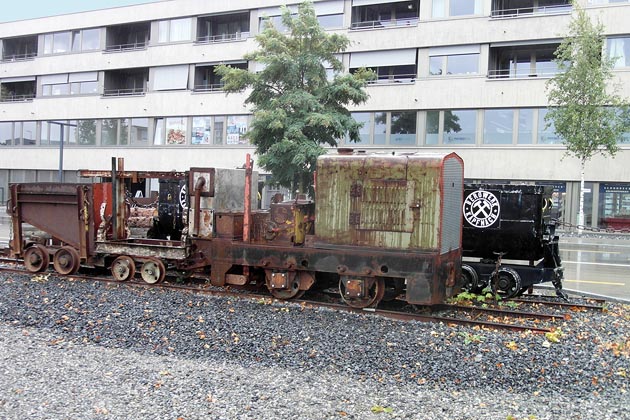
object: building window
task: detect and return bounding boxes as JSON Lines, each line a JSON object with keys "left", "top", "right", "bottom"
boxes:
{"left": 43, "top": 29, "right": 100, "bottom": 54}
{"left": 153, "top": 118, "right": 164, "bottom": 145}
{"left": 77, "top": 120, "right": 97, "bottom": 145}
{"left": 426, "top": 111, "right": 440, "bottom": 145}
{"left": 260, "top": 1, "right": 344, "bottom": 31}
{"left": 433, "top": 0, "right": 482, "bottom": 17}
{"left": 351, "top": 0, "right": 419, "bottom": 29}
{"left": 517, "top": 109, "right": 534, "bottom": 144}
{"left": 429, "top": 46, "right": 480, "bottom": 76}
{"left": 484, "top": 109, "right": 514, "bottom": 144}
{"left": 214, "top": 116, "right": 225, "bottom": 145}
{"left": 538, "top": 108, "right": 562, "bottom": 144}
{"left": 0, "top": 122, "right": 13, "bottom": 146}
{"left": 353, "top": 112, "right": 372, "bottom": 144}
{"left": 350, "top": 49, "right": 418, "bottom": 83}
{"left": 22, "top": 121, "right": 37, "bottom": 146}
{"left": 197, "top": 12, "right": 250, "bottom": 43}
{"left": 41, "top": 72, "right": 99, "bottom": 97}
{"left": 348, "top": 111, "right": 421, "bottom": 146}
{"left": 608, "top": 37, "right": 630, "bottom": 68}
{"left": 158, "top": 18, "right": 192, "bottom": 43}
{"left": 390, "top": 112, "right": 417, "bottom": 145}
{"left": 430, "top": 54, "right": 479, "bottom": 75}
{"left": 101, "top": 119, "right": 119, "bottom": 145}
{"left": 153, "top": 65, "right": 189, "bottom": 91}
{"left": 226, "top": 115, "right": 249, "bottom": 145}
{"left": 131, "top": 118, "right": 149, "bottom": 144}
{"left": 489, "top": 43, "right": 561, "bottom": 78}
{"left": 444, "top": 110, "right": 476, "bottom": 145}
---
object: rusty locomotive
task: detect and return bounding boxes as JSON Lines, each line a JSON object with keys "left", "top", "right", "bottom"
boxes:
{"left": 4, "top": 151, "right": 564, "bottom": 308}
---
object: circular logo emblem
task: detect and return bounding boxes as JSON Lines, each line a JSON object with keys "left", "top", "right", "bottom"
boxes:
{"left": 179, "top": 185, "right": 188, "bottom": 209}
{"left": 463, "top": 190, "right": 500, "bottom": 228}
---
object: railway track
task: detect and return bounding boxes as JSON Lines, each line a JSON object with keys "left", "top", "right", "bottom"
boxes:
{"left": 0, "top": 259, "right": 603, "bottom": 334}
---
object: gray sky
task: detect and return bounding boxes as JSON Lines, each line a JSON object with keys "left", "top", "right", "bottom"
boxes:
{"left": 0, "top": 0, "right": 161, "bottom": 23}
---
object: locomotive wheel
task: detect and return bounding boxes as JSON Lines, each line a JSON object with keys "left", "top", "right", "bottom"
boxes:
{"left": 24, "top": 245, "right": 49, "bottom": 273}
{"left": 382, "top": 278, "right": 405, "bottom": 302}
{"left": 53, "top": 246, "right": 80, "bottom": 275}
{"left": 270, "top": 288, "right": 305, "bottom": 300}
{"left": 339, "top": 277, "right": 385, "bottom": 308}
{"left": 140, "top": 258, "right": 166, "bottom": 284}
{"left": 491, "top": 267, "right": 522, "bottom": 299}
{"left": 266, "top": 271, "right": 304, "bottom": 300}
{"left": 111, "top": 256, "right": 136, "bottom": 282}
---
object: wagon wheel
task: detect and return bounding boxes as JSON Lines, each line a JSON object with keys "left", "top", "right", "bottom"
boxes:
{"left": 339, "top": 277, "right": 385, "bottom": 308}
{"left": 111, "top": 256, "right": 136, "bottom": 282}
{"left": 140, "top": 258, "right": 166, "bottom": 284}
{"left": 24, "top": 245, "right": 49, "bottom": 273}
{"left": 491, "top": 267, "right": 522, "bottom": 299}
{"left": 53, "top": 246, "right": 80, "bottom": 275}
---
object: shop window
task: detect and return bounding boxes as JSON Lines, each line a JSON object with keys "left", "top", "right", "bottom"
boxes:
{"left": 226, "top": 116, "right": 249, "bottom": 145}
{"left": 192, "top": 117, "right": 212, "bottom": 145}
{"left": 166, "top": 117, "right": 188, "bottom": 145}
{"left": 599, "top": 184, "right": 630, "bottom": 229}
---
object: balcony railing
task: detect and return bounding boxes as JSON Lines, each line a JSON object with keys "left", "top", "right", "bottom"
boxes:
{"left": 193, "top": 83, "right": 224, "bottom": 92}
{"left": 367, "top": 74, "right": 417, "bottom": 84}
{"left": 491, "top": 3, "right": 571, "bottom": 18}
{"left": 0, "top": 93, "right": 35, "bottom": 102}
{"left": 1, "top": 52, "right": 37, "bottom": 62}
{"left": 350, "top": 18, "right": 419, "bottom": 30}
{"left": 487, "top": 65, "right": 561, "bottom": 79}
{"left": 195, "top": 32, "right": 249, "bottom": 44}
{"left": 104, "top": 41, "right": 148, "bottom": 53}
{"left": 103, "top": 88, "right": 146, "bottom": 97}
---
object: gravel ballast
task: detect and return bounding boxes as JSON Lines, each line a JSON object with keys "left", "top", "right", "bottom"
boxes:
{"left": 0, "top": 271, "right": 628, "bottom": 419}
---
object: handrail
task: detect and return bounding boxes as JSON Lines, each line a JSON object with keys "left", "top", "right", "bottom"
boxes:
{"left": 195, "top": 32, "right": 249, "bottom": 44}
{"left": 367, "top": 74, "right": 417, "bottom": 84}
{"left": 350, "top": 17, "right": 418, "bottom": 30}
{"left": 1, "top": 52, "right": 37, "bottom": 62}
{"left": 487, "top": 65, "right": 561, "bottom": 79}
{"left": 104, "top": 41, "right": 148, "bottom": 52}
{"left": 193, "top": 84, "right": 224, "bottom": 92}
{"left": 103, "top": 88, "right": 146, "bottom": 97}
{"left": 0, "top": 94, "right": 36, "bottom": 102}
{"left": 491, "top": 3, "right": 571, "bottom": 18}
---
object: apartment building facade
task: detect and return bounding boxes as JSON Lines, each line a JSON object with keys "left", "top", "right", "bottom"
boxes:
{"left": 1, "top": 0, "right": 629, "bottom": 227}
